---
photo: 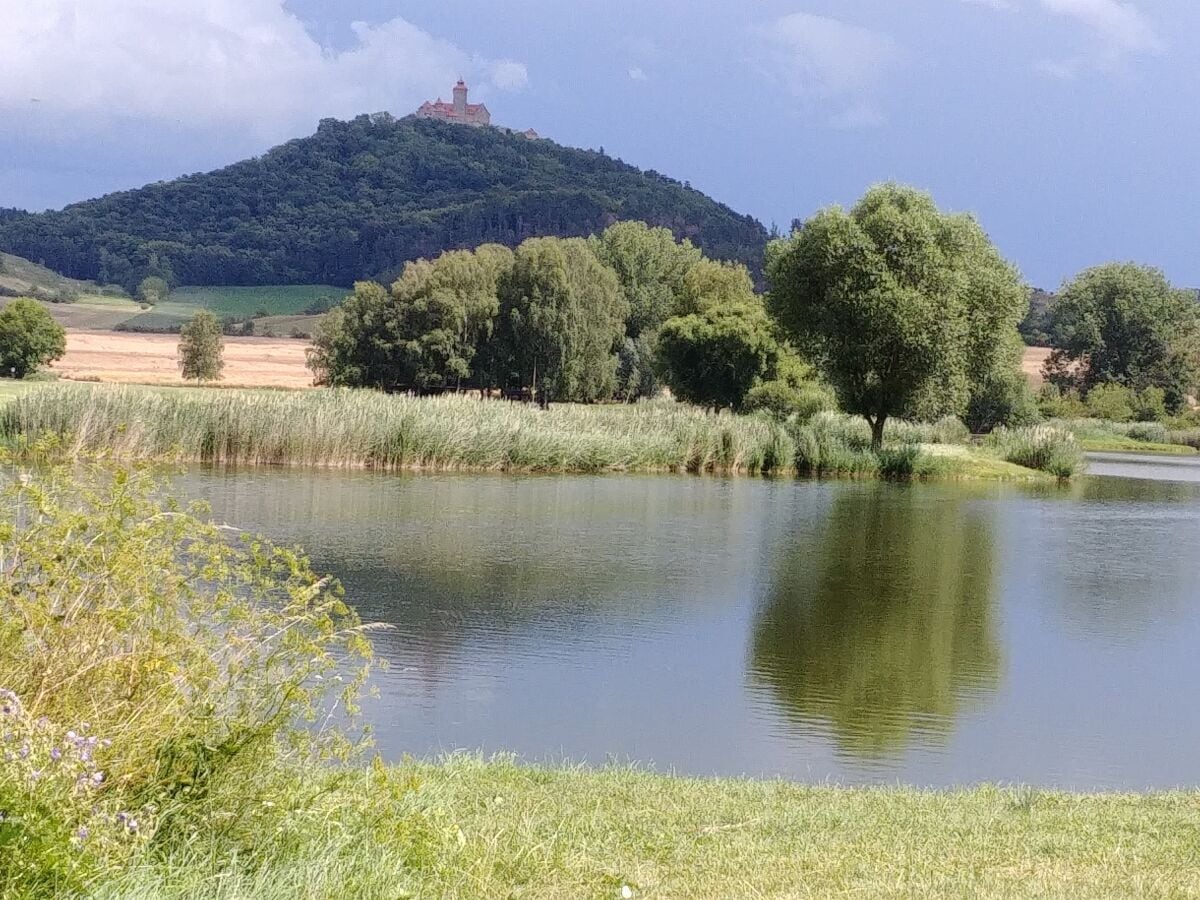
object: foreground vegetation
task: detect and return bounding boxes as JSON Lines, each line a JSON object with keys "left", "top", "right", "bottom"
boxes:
{"left": 3, "top": 466, "right": 1194, "bottom": 899}
{"left": 0, "top": 383, "right": 1075, "bottom": 479}
{"left": 85, "top": 756, "right": 1200, "bottom": 900}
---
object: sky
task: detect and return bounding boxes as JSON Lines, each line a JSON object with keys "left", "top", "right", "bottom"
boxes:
{"left": 1, "top": 0, "right": 1197, "bottom": 289}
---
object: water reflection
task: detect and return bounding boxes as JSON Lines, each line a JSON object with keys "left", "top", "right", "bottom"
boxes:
{"left": 749, "top": 486, "right": 1000, "bottom": 759}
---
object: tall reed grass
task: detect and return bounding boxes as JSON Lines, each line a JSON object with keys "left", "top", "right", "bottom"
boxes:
{"left": 0, "top": 385, "right": 795, "bottom": 475}
{"left": 986, "top": 425, "right": 1084, "bottom": 478}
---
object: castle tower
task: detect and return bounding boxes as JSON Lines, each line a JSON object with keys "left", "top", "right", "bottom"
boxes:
{"left": 453, "top": 80, "right": 468, "bottom": 117}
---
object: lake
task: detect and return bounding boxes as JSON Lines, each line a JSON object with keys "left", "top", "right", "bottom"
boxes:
{"left": 176, "top": 458, "right": 1200, "bottom": 789}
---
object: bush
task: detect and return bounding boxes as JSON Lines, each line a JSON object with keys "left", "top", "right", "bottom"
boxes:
{"left": 0, "top": 462, "right": 374, "bottom": 893}
{"left": 743, "top": 379, "right": 833, "bottom": 421}
{"left": 1085, "top": 383, "right": 1135, "bottom": 422}
{"left": 1037, "top": 384, "right": 1087, "bottom": 419}
{"left": 1133, "top": 386, "right": 1168, "bottom": 422}
{"left": 876, "top": 444, "right": 923, "bottom": 480}
{"left": 965, "top": 369, "right": 1041, "bottom": 434}
{"left": 986, "top": 425, "right": 1084, "bottom": 478}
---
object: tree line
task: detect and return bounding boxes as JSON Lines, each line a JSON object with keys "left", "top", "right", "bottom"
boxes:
{"left": 310, "top": 183, "right": 1200, "bottom": 446}
{"left": 0, "top": 116, "right": 767, "bottom": 293}
{"left": 308, "top": 222, "right": 810, "bottom": 410}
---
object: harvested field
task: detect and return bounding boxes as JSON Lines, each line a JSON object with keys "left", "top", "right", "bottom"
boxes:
{"left": 1023, "top": 345, "right": 1051, "bottom": 385}
{"left": 50, "top": 330, "right": 314, "bottom": 389}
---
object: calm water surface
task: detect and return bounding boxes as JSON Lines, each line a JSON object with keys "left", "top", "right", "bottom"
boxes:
{"left": 177, "top": 460, "right": 1200, "bottom": 789}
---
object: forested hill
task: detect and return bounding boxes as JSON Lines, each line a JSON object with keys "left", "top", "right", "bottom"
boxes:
{"left": 0, "top": 115, "right": 768, "bottom": 291}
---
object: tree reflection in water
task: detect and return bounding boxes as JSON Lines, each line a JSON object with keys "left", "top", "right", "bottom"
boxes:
{"left": 749, "top": 485, "right": 1002, "bottom": 759}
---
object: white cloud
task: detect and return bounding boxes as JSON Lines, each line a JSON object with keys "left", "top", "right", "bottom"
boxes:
{"left": 0, "top": 1, "right": 527, "bottom": 137}
{"left": 1039, "top": 0, "right": 1162, "bottom": 54}
{"left": 489, "top": 60, "right": 530, "bottom": 92}
{"left": 1034, "top": 0, "right": 1163, "bottom": 77}
{"left": 752, "top": 13, "right": 901, "bottom": 127}
{"left": 628, "top": 67, "right": 648, "bottom": 82}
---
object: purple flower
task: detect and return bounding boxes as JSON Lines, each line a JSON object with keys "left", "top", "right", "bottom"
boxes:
{"left": 50, "top": 747, "right": 62, "bottom": 761}
{"left": 75, "top": 826, "right": 89, "bottom": 841}
{"left": 91, "top": 771, "right": 104, "bottom": 786}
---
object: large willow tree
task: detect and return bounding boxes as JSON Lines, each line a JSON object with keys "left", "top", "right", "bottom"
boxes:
{"left": 766, "top": 184, "right": 1026, "bottom": 447}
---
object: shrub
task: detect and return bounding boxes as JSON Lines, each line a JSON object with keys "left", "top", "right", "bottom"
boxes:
{"left": 744, "top": 379, "right": 833, "bottom": 422}
{"left": 1133, "top": 386, "right": 1168, "bottom": 422}
{"left": 1037, "top": 384, "right": 1087, "bottom": 419}
{"left": 0, "top": 462, "right": 374, "bottom": 892}
{"left": 965, "top": 369, "right": 1041, "bottom": 434}
{"left": 987, "top": 425, "right": 1084, "bottom": 478}
{"left": 876, "top": 444, "right": 923, "bottom": 480}
{"left": 1085, "top": 383, "right": 1135, "bottom": 422}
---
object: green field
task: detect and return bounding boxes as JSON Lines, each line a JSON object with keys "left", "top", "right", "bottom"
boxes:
{"left": 113, "top": 285, "right": 345, "bottom": 332}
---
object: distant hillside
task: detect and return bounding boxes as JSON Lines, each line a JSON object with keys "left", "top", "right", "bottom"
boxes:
{"left": 0, "top": 251, "right": 107, "bottom": 302}
{"left": 0, "top": 115, "right": 769, "bottom": 291}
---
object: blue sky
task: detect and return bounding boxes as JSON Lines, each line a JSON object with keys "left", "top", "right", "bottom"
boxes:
{"left": 1, "top": 0, "right": 1196, "bottom": 288}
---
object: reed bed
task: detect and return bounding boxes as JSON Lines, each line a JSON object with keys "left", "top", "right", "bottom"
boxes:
{"left": 0, "top": 384, "right": 796, "bottom": 475}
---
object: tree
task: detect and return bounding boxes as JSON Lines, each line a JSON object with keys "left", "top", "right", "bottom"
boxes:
{"left": 138, "top": 276, "right": 169, "bottom": 305}
{"left": 1045, "top": 263, "right": 1199, "bottom": 412}
{"left": 766, "top": 184, "right": 1027, "bottom": 448}
{"left": 0, "top": 299, "right": 67, "bottom": 379}
{"left": 178, "top": 309, "right": 225, "bottom": 382}
{"left": 389, "top": 246, "right": 512, "bottom": 393}
{"left": 657, "top": 300, "right": 779, "bottom": 411}
{"left": 498, "top": 238, "right": 628, "bottom": 402}
{"left": 589, "top": 221, "right": 701, "bottom": 338}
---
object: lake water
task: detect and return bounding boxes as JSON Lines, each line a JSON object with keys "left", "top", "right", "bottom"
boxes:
{"left": 176, "top": 458, "right": 1200, "bottom": 789}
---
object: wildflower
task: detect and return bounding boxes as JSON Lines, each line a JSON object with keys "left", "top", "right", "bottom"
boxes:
{"left": 91, "top": 771, "right": 104, "bottom": 786}
{"left": 74, "top": 826, "right": 89, "bottom": 842}
{"left": 50, "top": 747, "right": 62, "bottom": 761}
{"left": 621, "top": 887, "right": 634, "bottom": 899}
{"left": 0, "top": 690, "right": 20, "bottom": 717}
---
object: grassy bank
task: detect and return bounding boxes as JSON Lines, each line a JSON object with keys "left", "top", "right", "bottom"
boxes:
{"left": 0, "top": 383, "right": 1066, "bottom": 479}
{"left": 91, "top": 756, "right": 1200, "bottom": 899}
{"left": 1054, "top": 418, "right": 1200, "bottom": 455}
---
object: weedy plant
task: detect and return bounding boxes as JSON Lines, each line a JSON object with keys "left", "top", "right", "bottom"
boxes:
{"left": 0, "top": 453, "right": 376, "bottom": 895}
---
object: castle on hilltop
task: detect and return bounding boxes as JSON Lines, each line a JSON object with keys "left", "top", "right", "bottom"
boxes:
{"left": 414, "top": 81, "right": 539, "bottom": 138}
{"left": 416, "top": 80, "right": 491, "bottom": 127}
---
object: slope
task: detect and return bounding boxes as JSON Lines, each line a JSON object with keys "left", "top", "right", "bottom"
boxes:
{"left": 0, "top": 116, "right": 769, "bottom": 291}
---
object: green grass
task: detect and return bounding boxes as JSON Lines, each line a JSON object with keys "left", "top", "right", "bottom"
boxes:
{"left": 1076, "top": 435, "right": 1199, "bottom": 455}
{"left": 88, "top": 756, "right": 1200, "bottom": 900}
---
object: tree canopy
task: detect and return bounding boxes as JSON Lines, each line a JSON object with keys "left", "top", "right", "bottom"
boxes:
{"left": 766, "top": 184, "right": 1027, "bottom": 446}
{"left": 0, "top": 299, "right": 67, "bottom": 379}
{"left": 0, "top": 117, "right": 767, "bottom": 293}
{"left": 1045, "top": 263, "right": 1199, "bottom": 411}
{"left": 498, "top": 237, "right": 628, "bottom": 402}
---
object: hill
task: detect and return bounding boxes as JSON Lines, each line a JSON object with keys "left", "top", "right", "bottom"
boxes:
{"left": 0, "top": 115, "right": 769, "bottom": 292}
{"left": 0, "top": 251, "right": 110, "bottom": 302}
